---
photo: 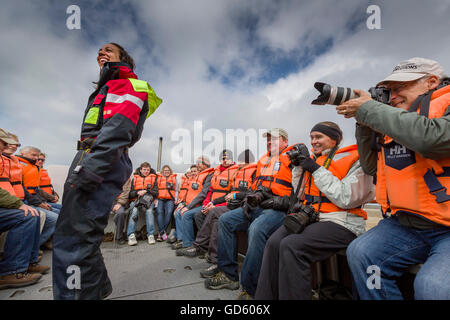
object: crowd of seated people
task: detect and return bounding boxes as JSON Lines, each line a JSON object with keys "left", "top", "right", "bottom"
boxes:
{"left": 0, "top": 129, "right": 60, "bottom": 289}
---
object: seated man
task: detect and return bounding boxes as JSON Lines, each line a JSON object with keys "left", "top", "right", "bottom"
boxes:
{"left": 126, "top": 162, "right": 158, "bottom": 246}
{"left": 36, "top": 152, "right": 61, "bottom": 212}
{"left": 205, "top": 128, "right": 294, "bottom": 300}
{"left": 111, "top": 177, "right": 132, "bottom": 245}
{"left": 3, "top": 139, "right": 58, "bottom": 248}
{"left": 177, "top": 151, "right": 237, "bottom": 256}
{"left": 189, "top": 150, "right": 256, "bottom": 280}
{"left": 0, "top": 128, "right": 49, "bottom": 289}
{"left": 173, "top": 156, "right": 214, "bottom": 251}
{"left": 336, "top": 57, "right": 450, "bottom": 300}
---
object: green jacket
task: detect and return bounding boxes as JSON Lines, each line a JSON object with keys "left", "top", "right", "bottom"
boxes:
{"left": 355, "top": 99, "right": 450, "bottom": 176}
{"left": 0, "top": 188, "right": 24, "bottom": 209}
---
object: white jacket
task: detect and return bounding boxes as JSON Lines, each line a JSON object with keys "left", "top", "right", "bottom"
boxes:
{"left": 292, "top": 158, "right": 375, "bottom": 236}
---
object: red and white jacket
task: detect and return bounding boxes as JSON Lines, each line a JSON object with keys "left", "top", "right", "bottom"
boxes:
{"left": 79, "top": 62, "right": 161, "bottom": 178}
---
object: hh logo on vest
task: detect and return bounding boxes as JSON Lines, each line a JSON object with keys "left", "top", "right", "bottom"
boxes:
{"left": 384, "top": 142, "right": 416, "bottom": 170}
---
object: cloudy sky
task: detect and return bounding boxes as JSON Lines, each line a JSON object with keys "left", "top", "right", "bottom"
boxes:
{"left": 1, "top": 0, "right": 449, "bottom": 173}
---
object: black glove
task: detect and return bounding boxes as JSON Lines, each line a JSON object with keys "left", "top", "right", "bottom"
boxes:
{"left": 299, "top": 156, "right": 320, "bottom": 173}
{"left": 272, "top": 195, "right": 290, "bottom": 212}
{"left": 260, "top": 195, "right": 290, "bottom": 212}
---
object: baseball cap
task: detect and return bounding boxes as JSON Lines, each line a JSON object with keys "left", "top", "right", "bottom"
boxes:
{"left": 220, "top": 149, "right": 233, "bottom": 160}
{"left": 262, "top": 128, "right": 288, "bottom": 140}
{"left": 377, "top": 57, "right": 445, "bottom": 86}
{"left": 0, "top": 128, "right": 18, "bottom": 144}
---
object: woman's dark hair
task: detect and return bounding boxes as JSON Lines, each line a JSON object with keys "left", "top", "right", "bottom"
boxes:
{"left": 109, "top": 42, "right": 135, "bottom": 71}
{"left": 92, "top": 43, "right": 135, "bottom": 91}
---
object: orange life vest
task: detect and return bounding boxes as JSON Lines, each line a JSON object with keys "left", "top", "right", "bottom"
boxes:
{"left": 376, "top": 85, "right": 450, "bottom": 226}
{"left": 0, "top": 154, "right": 16, "bottom": 197}
{"left": 39, "top": 169, "right": 55, "bottom": 196}
{"left": 184, "top": 167, "right": 215, "bottom": 205}
{"left": 252, "top": 145, "right": 294, "bottom": 197}
{"left": 210, "top": 164, "right": 239, "bottom": 201}
{"left": 157, "top": 173, "right": 177, "bottom": 200}
{"left": 131, "top": 173, "right": 157, "bottom": 201}
{"left": 178, "top": 175, "right": 189, "bottom": 203}
{"left": 17, "top": 156, "right": 41, "bottom": 195}
{"left": 8, "top": 155, "right": 25, "bottom": 199}
{"left": 230, "top": 163, "right": 257, "bottom": 195}
{"left": 304, "top": 144, "right": 367, "bottom": 219}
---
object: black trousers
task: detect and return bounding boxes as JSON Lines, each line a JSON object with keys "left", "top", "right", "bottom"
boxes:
{"left": 52, "top": 151, "right": 132, "bottom": 300}
{"left": 255, "top": 221, "right": 356, "bottom": 300}
{"left": 193, "top": 206, "right": 230, "bottom": 264}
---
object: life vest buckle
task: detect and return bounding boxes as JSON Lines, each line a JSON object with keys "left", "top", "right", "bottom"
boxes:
{"left": 430, "top": 187, "right": 450, "bottom": 204}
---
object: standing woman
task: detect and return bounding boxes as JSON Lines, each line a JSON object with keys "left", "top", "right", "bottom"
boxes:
{"left": 156, "top": 165, "right": 177, "bottom": 241}
{"left": 52, "top": 43, "right": 162, "bottom": 300}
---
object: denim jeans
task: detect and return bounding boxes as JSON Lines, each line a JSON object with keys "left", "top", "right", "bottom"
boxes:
{"left": 126, "top": 202, "right": 155, "bottom": 237}
{"left": 180, "top": 206, "right": 203, "bottom": 247}
{"left": 347, "top": 215, "right": 450, "bottom": 300}
{"left": 174, "top": 207, "right": 184, "bottom": 241}
{"left": 50, "top": 202, "right": 62, "bottom": 212}
{"left": 36, "top": 206, "right": 59, "bottom": 246}
{"left": 0, "top": 208, "right": 41, "bottom": 275}
{"left": 217, "top": 206, "right": 286, "bottom": 296}
{"left": 156, "top": 199, "right": 174, "bottom": 235}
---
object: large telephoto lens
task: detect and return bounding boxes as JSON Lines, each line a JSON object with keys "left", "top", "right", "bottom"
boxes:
{"left": 311, "top": 82, "right": 359, "bottom": 105}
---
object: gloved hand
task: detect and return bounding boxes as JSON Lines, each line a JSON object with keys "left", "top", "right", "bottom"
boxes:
{"left": 260, "top": 195, "right": 290, "bottom": 212}
{"left": 272, "top": 195, "right": 291, "bottom": 212}
{"left": 299, "top": 156, "right": 320, "bottom": 173}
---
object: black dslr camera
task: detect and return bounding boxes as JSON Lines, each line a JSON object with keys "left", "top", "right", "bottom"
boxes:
{"left": 283, "top": 202, "right": 319, "bottom": 234}
{"left": 246, "top": 185, "right": 272, "bottom": 208}
{"left": 166, "top": 182, "right": 174, "bottom": 190}
{"left": 311, "top": 82, "right": 390, "bottom": 106}
{"left": 286, "top": 143, "right": 310, "bottom": 166}
{"left": 135, "top": 184, "right": 154, "bottom": 210}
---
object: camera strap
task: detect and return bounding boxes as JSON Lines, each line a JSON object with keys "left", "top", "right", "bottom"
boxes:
{"left": 316, "top": 146, "right": 338, "bottom": 214}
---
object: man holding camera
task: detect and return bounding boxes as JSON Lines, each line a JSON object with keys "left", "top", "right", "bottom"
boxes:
{"left": 126, "top": 162, "right": 158, "bottom": 246}
{"left": 337, "top": 57, "right": 450, "bottom": 299}
{"left": 255, "top": 122, "right": 375, "bottom": 300}
{"left": 205, "top": 128, "right": 294, "bottom": 300}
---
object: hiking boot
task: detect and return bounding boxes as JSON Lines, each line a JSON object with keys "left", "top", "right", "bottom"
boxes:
{"left": 175, "top": 247, "right": 187, "bottom": 256}
{"left": 171, "top": 241, "right": 183, "bottom": 250}
{"left": 28, "top": 263, "right": 50, "bottom": 275}
{"left": 128, "top": 233, "right": 137, "bottom": 246}
{"left": 182, "top": 246, "right": 204, "bottom": 258}
{"left": 204, "top": 271, "right": 240, "bottom": 290}
{"left": 148, "top": 235, "right": 156, "bottom": 245}
{"left": 167, "top": 235, "right": 177, "bottom": 244}
{"left": 200, "top": 264, "right": 219, "bottom": 279}
{"left": 0, "top": 273, "right": 42, "bottom": 290}
{"left": 237, "top": 290, "right": 253, "bottom": 300}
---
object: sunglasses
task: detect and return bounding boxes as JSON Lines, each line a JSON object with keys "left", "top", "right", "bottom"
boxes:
{"left": 7, "top": 143, "right": 21, "bottom": 147}
{"left": 37, "top": 158, "right": 45, "bottom": 162}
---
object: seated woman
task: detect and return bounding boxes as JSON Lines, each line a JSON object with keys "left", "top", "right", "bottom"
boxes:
{"left": 255, "top": 121, "right": 375, "bottom": 300}
{"left": 156, "top": 165, "right": 177, "bottom": 241}
{"left": 127, "top": 162, "right": 158, "bottom": 246}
